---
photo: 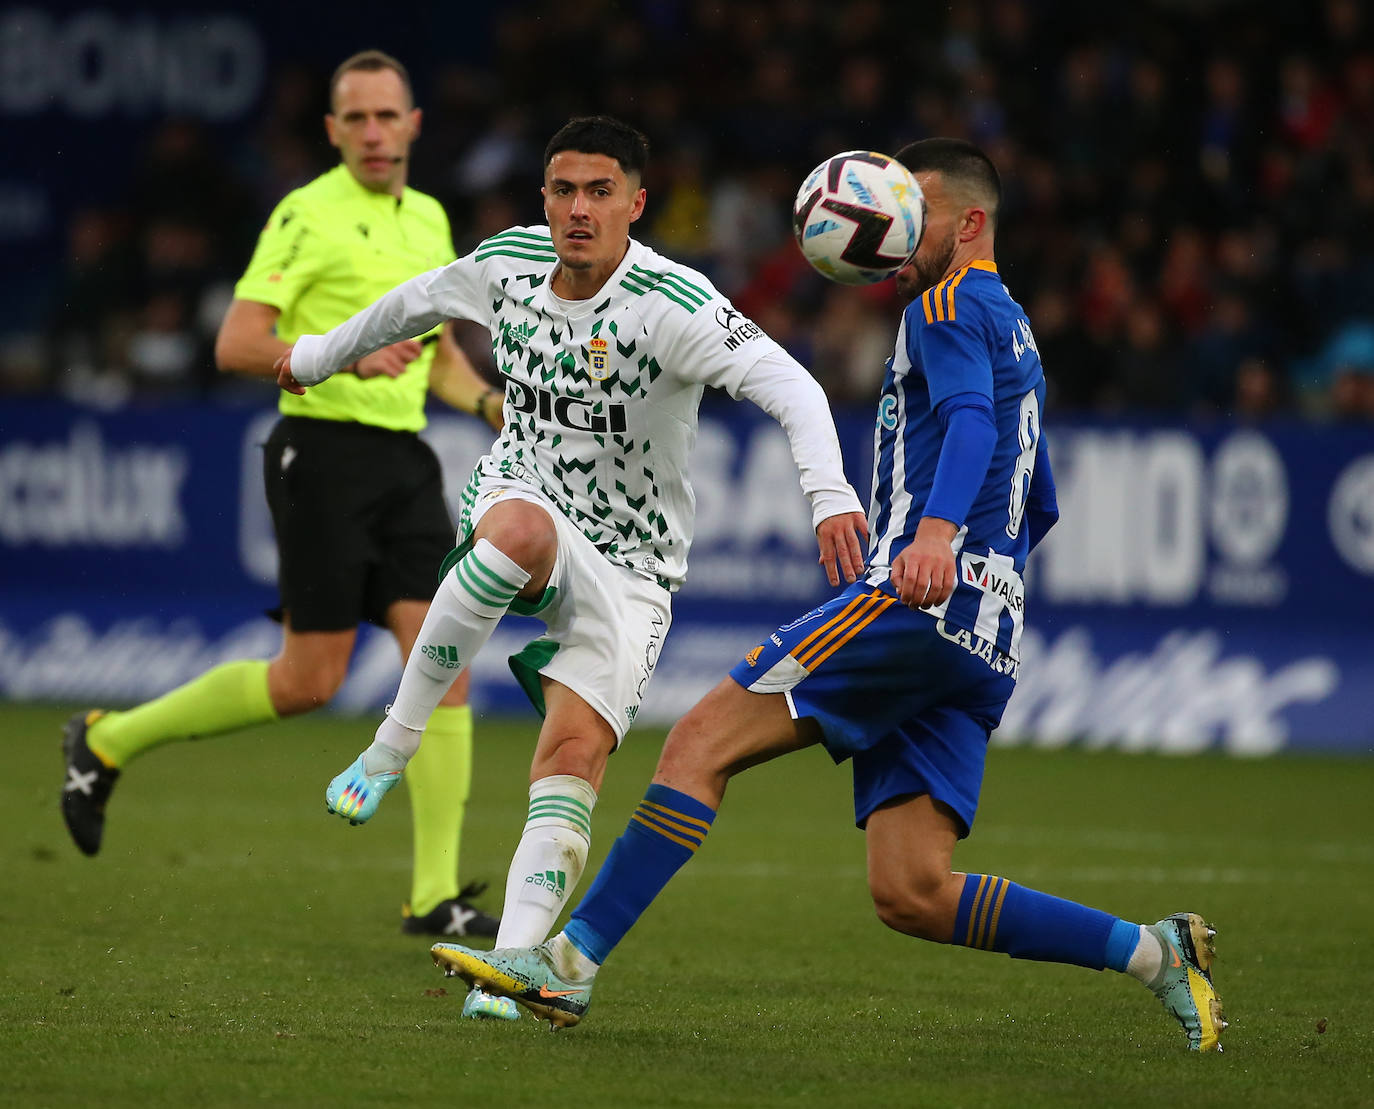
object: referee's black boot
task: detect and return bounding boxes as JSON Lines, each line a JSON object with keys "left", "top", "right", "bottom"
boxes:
{"left": 60, "top": 710, "right": 120, "bottom": 856}
{"left": 401, "top": 882, "right": 501, "bottom": 937}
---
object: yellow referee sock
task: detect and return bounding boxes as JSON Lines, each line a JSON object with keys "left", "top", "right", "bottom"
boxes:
{"left": 405, "top": 704, "right": 474, "bottom": 917}
{"left": 86, "top": 659, "right": 277, "bottom": 769}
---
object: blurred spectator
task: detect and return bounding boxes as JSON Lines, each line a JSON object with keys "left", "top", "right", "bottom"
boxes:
{"left": 1278, "top": 55, "right": 1342, "bottom": 152}
{"left": 1112, "top": 302, "right": 1182, "bottom": 413}
{"left": 1233, "top": 357, "right": 1287, "bottom": 419}
{"left": 810, "top": 285, "right": 899, "bottom": 403}
{"left": 1185, "top": 292, "right": 1272, "bottom": 413}
{"left": 19, "top": 0, "right": 1374, "bottom": 421}
{"left": 708, "top": 161, "right": 792, "bottom": 296}
{"left": 646, "top": 145, "right": 714, "bottom": 266}
{"left": 1031, "top": 287, "right": 1103, "bottom": 412}
{"left": 1328, "top": 364, "right": 1374, "bottom": 419}
{"left": 1156, "top": 228, "right": 1213, "bottom": 338}
{"left": 1298, "top": 318, "right": 1374, "bottom": 419}
{"left": 44, "top": 208, "right": 136, "bottom": 396}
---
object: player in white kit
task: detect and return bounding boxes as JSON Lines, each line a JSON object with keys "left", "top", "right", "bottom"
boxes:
{"left": 275, "top": 115, "right": 868, "bottom": 1020}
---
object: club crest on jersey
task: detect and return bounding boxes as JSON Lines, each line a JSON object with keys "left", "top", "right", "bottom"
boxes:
{"left": 589, "top": 337, "right": 609, "bottom": 380}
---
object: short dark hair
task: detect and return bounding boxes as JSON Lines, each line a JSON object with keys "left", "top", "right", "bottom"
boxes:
{"left": 544, "top": 116, "right": 650, "bottom": 181}
{"left": 895, "top": 138, "right": 1001, "bottom": 225}
{"left": 329, "top": 49, "right": 413, "bottom": 110}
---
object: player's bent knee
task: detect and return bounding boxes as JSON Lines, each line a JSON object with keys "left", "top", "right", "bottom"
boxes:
{"left": 657, "top": 726, "right": 729, "bottom": 789}
{"left": 531, "top": 733, "right": 613, "bottom": 785}
{"left": 871, "top": 895, "right": 945, "bottom": 940}
{"left": 869, "top": 877, "right": 954, "bottom": 941}
{"left": 476, "top": 502, "right": 557, "bottom": 578}
{"left": 656, "top": 680, "right": 766, "bottom": 786}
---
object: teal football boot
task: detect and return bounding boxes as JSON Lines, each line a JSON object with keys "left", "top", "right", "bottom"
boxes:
{"left": 1148, "top": 912, "right": 1227, "bottom": 1051}
{"left": 325, "top": 745, "right": 405, "bottom": 825}
{"left": 432, "top": 941, "right": 593, "bottom": 1027}
{"left": 461, "top": 987, "right": 520, "bottom": 1021}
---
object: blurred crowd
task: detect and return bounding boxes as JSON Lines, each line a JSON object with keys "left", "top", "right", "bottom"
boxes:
{"left": 17, "top": 0, "right": 1374, "bottom": 419}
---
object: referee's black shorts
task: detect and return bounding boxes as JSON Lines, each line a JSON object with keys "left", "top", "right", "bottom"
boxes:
{"left": 262, "top": 416, "right": 454, "bottom": 632}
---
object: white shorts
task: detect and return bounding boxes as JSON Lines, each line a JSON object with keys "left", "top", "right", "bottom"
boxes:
{"left": 466, "top": 479, "right": 672, "bottom": 744}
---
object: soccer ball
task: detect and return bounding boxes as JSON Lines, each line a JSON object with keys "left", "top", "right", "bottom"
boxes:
{"left": 792, "top": 151, "right": 925, "bottom": 285}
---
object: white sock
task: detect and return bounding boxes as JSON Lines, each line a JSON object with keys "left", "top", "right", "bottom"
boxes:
{"left": 358, "top": 734, "right": 410, "bottom": 775}
{"left": 1126, "top": 924, "right": 1166, "bottom": 985}
{"left": 389, "top": 538, "right": 530, "bottom": 731}
{"left": 548, "top": 931, "right": 600, "bottom": 981}
{"left": 372, "top": 710, "right": 423, "bottom": 761}
{"left": 494, "top": 774, "right": 597, "bottom": 948}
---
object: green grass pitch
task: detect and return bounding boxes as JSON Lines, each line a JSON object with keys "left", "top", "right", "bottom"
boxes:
{"left": 4, "top": 702, "right": 1372, "bottom": 1107}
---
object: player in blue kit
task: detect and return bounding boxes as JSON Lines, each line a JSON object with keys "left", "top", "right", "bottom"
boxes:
{"left": 432, "top": 139, "right": 1227, "bottom": 1051}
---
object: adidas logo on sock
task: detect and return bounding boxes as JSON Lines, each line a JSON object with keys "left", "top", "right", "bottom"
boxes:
{"left": 421, "top": 643, "right": 462, "bottom": 669}
{"left": 524, "top": 869, "right": 567, "bottom": 900}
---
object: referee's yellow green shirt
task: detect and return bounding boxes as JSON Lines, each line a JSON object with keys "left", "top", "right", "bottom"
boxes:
{"left": 234, "top": 164, "right": 457, "bottom": 431}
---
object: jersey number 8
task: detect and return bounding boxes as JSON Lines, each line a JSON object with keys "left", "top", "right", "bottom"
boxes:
{"left": 1006, "top": 389, "right": 1040, "bottom": 539}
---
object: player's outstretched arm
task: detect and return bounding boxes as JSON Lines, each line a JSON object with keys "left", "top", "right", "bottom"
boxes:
{"left": 730, "top": 349, "right": 865, "bottom": 536}
{"left": 816, "top": 511, "right": 869, "bottom": 587}
{"left": 274, "top": 270, "right": 451, "bottom": 392}
{"left": 275, "top": 340, "right": 426, "bottom": 394}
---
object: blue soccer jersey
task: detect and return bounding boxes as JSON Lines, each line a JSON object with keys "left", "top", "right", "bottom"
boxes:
{"left": 866, "top": 260, "right": 1048, "bottom": 660}
{"left": 729, "top": 259, "right": 1054, "bottom": 832}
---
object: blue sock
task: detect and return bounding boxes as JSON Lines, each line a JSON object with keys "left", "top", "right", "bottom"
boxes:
{"left": 952, "top": 874, "right": 1123, "bottom": 971}
{"left": 564, "top": 784, "right": 716, "bottom": 965}
{"left": 1103, "top": 918, "right": 1143, "bottom": 973}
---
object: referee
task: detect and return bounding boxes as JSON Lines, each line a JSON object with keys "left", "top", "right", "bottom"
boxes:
{"left": 59, "top": 50, "right": 503, "bottom": 938}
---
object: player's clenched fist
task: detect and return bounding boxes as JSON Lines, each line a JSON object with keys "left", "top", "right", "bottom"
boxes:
{"left": 890, "top": 516, "right": 959, "bottom": 609}
{"left": 274, "top": 345, "right": 305, "bottom": 394}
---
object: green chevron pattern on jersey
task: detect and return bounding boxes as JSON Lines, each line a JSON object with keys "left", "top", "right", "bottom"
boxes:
{"left": 449, "top": 232, "right": 781, "bottom": 589}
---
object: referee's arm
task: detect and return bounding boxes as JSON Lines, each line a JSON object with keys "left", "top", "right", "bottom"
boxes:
{"left": 215, "top": 299, "right": 291, "bottom": 377}
{"left": 221, "top": 298, "right": 422, "bottom": 383}
{"left": 427, "top": 323, "right": 504, "bottom": 430}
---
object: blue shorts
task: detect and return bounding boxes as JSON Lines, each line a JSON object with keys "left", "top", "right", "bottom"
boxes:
{"left": 728, "top": 580, "right": 1018, "bottom": 836}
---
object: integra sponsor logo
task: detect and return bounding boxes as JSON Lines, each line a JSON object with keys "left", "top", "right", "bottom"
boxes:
{"left": 715, "top": 304, "right": 763, "bottom": 351}
{"left": 506, "top": 381, "right": 627, "bottom": 433}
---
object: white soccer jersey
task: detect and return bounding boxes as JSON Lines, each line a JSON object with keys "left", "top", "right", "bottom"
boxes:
{"left": 291, "top": 226, "right": 860, "bottom": 588}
